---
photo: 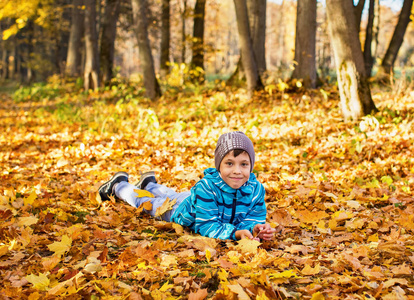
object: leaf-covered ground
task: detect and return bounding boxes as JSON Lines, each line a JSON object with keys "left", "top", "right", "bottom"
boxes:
{"left": 1, "top": 79, "right": 414, "bottom": 299}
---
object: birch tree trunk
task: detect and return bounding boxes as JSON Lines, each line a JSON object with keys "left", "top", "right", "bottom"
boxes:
{"left": 291, "top": 0, "right": 317, "bottom": 88}
{"left": 326, "top": 0, "right": 377, "bottom": 120}
{"left": 131, "top": 0, "right": 161, "bottom": 100}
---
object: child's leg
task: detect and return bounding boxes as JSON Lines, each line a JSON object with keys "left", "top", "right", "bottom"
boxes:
{"left": 114, "top": 181, "right": 190, "bottom": 221}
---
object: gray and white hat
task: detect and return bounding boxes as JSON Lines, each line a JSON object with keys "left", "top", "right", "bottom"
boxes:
{"left": 214, "top": 131, "right": 255, "bottom": 172}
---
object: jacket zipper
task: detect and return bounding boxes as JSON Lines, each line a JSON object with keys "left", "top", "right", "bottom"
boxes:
{"left": 229, "top": 192, "right": 237, "bottom": 224}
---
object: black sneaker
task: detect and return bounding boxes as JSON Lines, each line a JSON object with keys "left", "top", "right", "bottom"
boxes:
{"left": 134, "top": 171, "right": 157, "bottom": 190}
{"left": 98, "top": 171, "right": 129, "bottom": 201}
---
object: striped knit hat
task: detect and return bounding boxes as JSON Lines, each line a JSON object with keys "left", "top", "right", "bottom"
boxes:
{"left": 214, "top": 131, "right": 255, "bottom": 172}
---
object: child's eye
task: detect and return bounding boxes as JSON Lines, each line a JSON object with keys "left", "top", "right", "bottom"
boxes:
{"left": 226, "top": 162, "right": 233, "bottom": 166}
{"left": 242, "top": 163, "right": 249, "bottom": 167}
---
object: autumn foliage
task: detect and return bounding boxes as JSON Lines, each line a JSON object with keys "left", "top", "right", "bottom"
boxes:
{"left": 1, "top": 78, "right": 414, "bottom": 299}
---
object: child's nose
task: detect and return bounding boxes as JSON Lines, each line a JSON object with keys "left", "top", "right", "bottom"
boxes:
{"left": 233, "top": 165, "right": 241, "bottom": 173}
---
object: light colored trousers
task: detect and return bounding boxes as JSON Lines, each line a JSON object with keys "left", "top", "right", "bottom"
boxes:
{"left": 115, "top": 181, "right": 190, "bottom": 221}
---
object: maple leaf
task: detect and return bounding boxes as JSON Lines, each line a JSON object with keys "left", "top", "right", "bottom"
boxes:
{"left": 17, "top": 215, "right": 38, "bottom": 227}
{"left": 25, "top": 272, "right": 50, "bottom": 291}
{"left": 47, "top": 235, "right": 72, "bottom": 257}
{"left": 84, "top": 257, "right": 102, "bottom": 273}
{"left": 136, "top": 200, "right": 153, "bottom": 214}
{"left": 23, "top": 190, "right": 37, "bottom": 206}
{"left": 155, "top": 197, "right": 177, "bottom": 218}
{"left": 42, "top": 256, "right": 60, "bottom": 272}
{"left": 160, "top": 254, "right": 177, "bottom": 268}
{"left": 310, "top": 291, "right": 325, "bottom": 300}
{"left": 391, "top": 263, "right": 412, "bottom": 275}
{"left": 134, "top": 189, "right": 155, "bottom": 198}
{"left": 236, "top": 238, "right": 261, "bottom": 254}
{"left": 189, "top": 288, "right": 208, "bottom": 300}
{"left": 301, "top": 263, "right": 321, "bottom": 276}
{"left": 268, "top": 269, "right": 297, "bottom": 279}
{"left": 0, "top": 245, "right": 9, "bottom": 257}
{"left": 228, "top": 283, "right": 250, "bottom": 300}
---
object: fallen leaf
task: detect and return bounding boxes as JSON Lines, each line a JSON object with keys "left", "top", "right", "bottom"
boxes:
{"left": 301, "top": 263, "right": 321, "bottom": 276}
{"left": 236, "top": 238, "right": 261, "bottom": 254}
{"left": 189, "top": 288, "right": 208, "bottom": 300}
{"left": 228, "top": 283, "right": 250, "bottom": 300}
{"left": 25, "top": 273, "right": 50, "bottom": 291}
{"left": 23, "top": 191, "right": 37, "bottom": 206}
{"left": 134, "top": 189, "right": 155, "bottom": 198}
{"left": 47, "top": 235, "right": 72, "bottom": 257}
{"left": 155, "top": 197, "right": 177, "bottom": 218}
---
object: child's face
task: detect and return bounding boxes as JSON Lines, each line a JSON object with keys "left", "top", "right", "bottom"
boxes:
{"left": 219, "top": 150, "right": 251, "bottom": 189}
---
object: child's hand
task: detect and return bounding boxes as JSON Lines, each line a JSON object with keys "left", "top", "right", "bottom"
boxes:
{"left": 235, "top": 229, "right": 260, "bottom": 241}
{"left": 253, "top": 223, "right": 277, "bottom": 241}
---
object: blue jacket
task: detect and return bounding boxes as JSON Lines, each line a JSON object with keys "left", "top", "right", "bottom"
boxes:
{"left": 171, "top": 168, "right": 267, "bottom": 240}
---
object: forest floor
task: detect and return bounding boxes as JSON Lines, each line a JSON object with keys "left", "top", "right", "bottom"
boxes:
{"left": 1, "top": 77, "right": 414, "bottom": 299}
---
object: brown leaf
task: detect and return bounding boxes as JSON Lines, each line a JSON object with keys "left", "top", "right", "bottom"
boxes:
{"left": 189, "top": 288, "right": 208, "bottom": 300}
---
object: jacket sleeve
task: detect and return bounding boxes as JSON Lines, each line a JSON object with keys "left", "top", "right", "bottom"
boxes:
{"left": 234, "top": 183, "right": 267, "bottom": 232}
{"left": 193, "top": 182, "right": 238, "bottom": 240}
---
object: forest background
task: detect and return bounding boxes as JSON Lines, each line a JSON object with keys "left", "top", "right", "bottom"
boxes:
{"left": 1, "top": 0, "right": 414, "bottom": 299}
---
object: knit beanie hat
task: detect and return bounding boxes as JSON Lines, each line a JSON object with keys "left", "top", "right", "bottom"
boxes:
{"left": 214, "top": 131, "right": 255, "bottom": 172}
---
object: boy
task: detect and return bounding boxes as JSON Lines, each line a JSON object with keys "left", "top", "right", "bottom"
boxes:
{"left": 98, "top": 131, "right": 275, "bottom": 241}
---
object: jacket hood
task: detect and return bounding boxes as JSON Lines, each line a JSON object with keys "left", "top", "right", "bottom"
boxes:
{"left": 203, "top": 168, "right": 255, "bottom": 195}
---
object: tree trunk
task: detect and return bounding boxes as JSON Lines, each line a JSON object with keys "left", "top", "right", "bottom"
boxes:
{"left": 160, "top": 0, "right": 170, "bottom": 74}
{"left": 363, "top": 0, "right": 378, "bottom": 77}
{"left": 190, "top": 0, "right": 206, "bottom": 81}
{"left": 66, "top": 0, "right": 84, "bottom": 77}
{"left": 84, "top": 0, "right": 100, "bottom": 90}
{"left": 233, "top": 0, "right": 264, "bottom": 95}
{"left": 1, "top": 48, "right": 9, "bottom": 79}
{"left": 354, "top": 0, "right": 366, "bottom": 34}
{"left": 180, "top": 0, "right": 187, "bottom": 64}
{"left": 326, "top": 0, "right": 377, "bottom": 120}
{"left": 228, "top": 0, "right": 266, "bottom": 84}
{"left": 131, "top": 0, "right": 161, "bottom": 100}
{"left": 291, "top": 0, "right": 317, "bottom": 89}
{"left": 100, "top": 0, "right": 120, "bottom": 84}
{"left": 246, "top": 0, "right": 266, "bottom": 75}
{"left": 379, "top": 0, "right": 413, "bottom": 75}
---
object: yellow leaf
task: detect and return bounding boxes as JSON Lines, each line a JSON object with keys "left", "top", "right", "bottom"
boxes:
{"left": 47, "top": 235, "right": 72, "bottom": 257}
{"left": 367, "top": 233, "right": 379, "bottom": 242}
{"left": 159, "top": 282, "right": 174, "bottom": 292}
{"left": 311, "top": 292, "right": 325, "bottom": 300}
{"left": 269, "top": 269, "right": 297, "bottom": 279}
{"left": 218, "top": 268, "right": 229, "bottom": 283}
{"left": 236, "top": 238, "right": 261, "bottom": 254}
{"left": 134, "top": 189, "right": 154, "bottom": 198}
{"left": 301, "top": 264, "right": 321, "bottom": 276}
{"left": 26, "top": 273, "right": 50, "bottom": 291}
{"left": 206, "top": 248, "right": 211, "bottom": 263}
{"left": 155, "top": 197, "right": 177, "bottom": 218}
{"left": 28, "top": 292, "right": 40, "bottom": 300}
{"left": 0, "top": 245, "right": 9, "bottom": 257}
{"left": 18, "top": 216, "right": 39, "bottom": 227}
{"left": 172, "top": 223, "right": 184, "bottom": 235}
{"left": 160, "top": 254, "right": 177, "bottom": 267}
{"left": 24, "top": 190, "right": 37, "bottom": 206}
